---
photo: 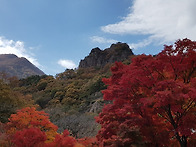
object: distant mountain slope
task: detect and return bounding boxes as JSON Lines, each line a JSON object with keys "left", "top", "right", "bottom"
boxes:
{"left": 0, "top": 54, "right": 45, "bottom": 79}
{"left": 79, "top": 42, "right": 134, "bottom": 68}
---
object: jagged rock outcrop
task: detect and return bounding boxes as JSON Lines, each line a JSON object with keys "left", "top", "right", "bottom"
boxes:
{"left": 0, "top": 54, "right": 45, "bottom": 79}
{"left": 79, "top": 42, "right": 134, "bottom": 68}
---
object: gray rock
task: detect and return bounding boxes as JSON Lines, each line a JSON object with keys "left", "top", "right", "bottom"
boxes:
{"left": 79, "top": 42, "right": 134, "bottom": 68}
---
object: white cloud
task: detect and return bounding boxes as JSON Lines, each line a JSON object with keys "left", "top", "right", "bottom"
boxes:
{"left": 58, "top": 59, "right": 77, "bottom": 69}
{"left": 101, "top": 0, "right": 196, "bottom": 48}
{"left": 90, "top": 36, "right": 118, "bottom": 44}
{"left": 128, "top": 38, "right": 152, "bottom": 49}
{"left": 0, "top": 36, "right": 41, "bottom": 67}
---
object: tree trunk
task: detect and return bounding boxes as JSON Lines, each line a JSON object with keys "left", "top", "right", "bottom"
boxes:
{"left": 179, "top": 136, "right": 187, "bottom": 147}
{"left": 167, "top": 105, "right": 187, "bottom": 147}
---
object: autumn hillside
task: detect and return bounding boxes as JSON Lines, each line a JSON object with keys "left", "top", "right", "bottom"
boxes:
{"left": 0, "top": 39, "right": 195, "bottom": 147}
{"left": 0, "top": 42, "right": 134, "bottom": 138}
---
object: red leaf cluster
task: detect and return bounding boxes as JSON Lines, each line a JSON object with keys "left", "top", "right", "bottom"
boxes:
{"left": 12, "top": 127, "right": 46, "bottom": 147}
{"left": 46, "top": 130, "right": 80, "bottom": 147}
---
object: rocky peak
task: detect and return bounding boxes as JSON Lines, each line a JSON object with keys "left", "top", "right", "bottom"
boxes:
{"left": 79, "top": 42, "right": 134, "bottom": 68}
{"left": 90, "top": 47, "right": 102, "bottom": 54}
{"left": 108, "top": 42, "right": 130, "bottom": 51}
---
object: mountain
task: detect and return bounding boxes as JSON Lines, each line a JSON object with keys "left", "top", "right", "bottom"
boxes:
{"left": 0, "top": 54, "right": 45, "bottom": 79}
{"left": 79, "top": 42, "right": 134, "bottom": 68}
{"left": 0, "top": 43, "right": 135, "bottom": 138}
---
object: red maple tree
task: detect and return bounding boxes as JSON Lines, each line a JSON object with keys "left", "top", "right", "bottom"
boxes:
{"left": 96, "top": 38, "right": 196, "bottom": 147}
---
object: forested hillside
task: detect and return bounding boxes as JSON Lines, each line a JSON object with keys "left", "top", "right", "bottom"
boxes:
{"left": 0, "top": 42, "right": 134, "bottom": 138}
{"left": 0, "top": 39, "right": 195, "bottom": 147}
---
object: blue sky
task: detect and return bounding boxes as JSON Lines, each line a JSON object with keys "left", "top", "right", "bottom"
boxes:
{"left": 0, "top": 0, "right": 196, "bottom": 76}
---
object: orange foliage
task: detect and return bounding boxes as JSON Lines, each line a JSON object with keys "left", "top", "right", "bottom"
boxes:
{"left": 6, "top": 107, "right": 58, "bottom": 142}
{"left": 3, "top": 107, "right": 91, "bottom": 147}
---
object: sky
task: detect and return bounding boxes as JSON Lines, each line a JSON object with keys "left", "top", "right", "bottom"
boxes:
{"left": 0, "top": 0, "right": 196, "bottom": 76}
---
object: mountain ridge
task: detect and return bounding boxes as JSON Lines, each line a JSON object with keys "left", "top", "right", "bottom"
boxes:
{"left": 79, "top": 42, "right": 134, "bottom": 68}
{"left": 0, "top": 54, "right": 45, "bottom": 79}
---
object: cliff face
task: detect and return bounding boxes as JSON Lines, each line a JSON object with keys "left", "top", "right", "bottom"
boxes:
{"left": 0, "top": 54, "right": 45, "bottom": 79}
{"left": 79, "top": 42, "right": 134, "bottom": 68}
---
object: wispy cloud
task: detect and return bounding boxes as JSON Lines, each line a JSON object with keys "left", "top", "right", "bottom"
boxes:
{"left": 128, "top": 38, "right": 152, "bottom": 49}
{"left": 58, "top": 59, "right": 77, "bottom": 69}
{"left": 90, "top": 36, "right": 118, "bottom": 44}
{"left": 101, "top": 0, "right": 196, "bottom": 48}
{"left": 0, "top": 36, "right": 41, "bottom": 67}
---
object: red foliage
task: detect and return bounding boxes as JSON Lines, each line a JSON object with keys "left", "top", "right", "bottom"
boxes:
{"left": 96, "top": 38, "right": 196, "bottom": 147}
{"left": 12, "top": 127, "right": 47, "bottom": 147}
{"left": 46, "top": 130, "right": 76, "bottom": 147}
{"left": 77, "top": 137, "right": 98, "bottom": 147}
{"left": 46, "top": 130, "right": 85, "bottom": 147}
